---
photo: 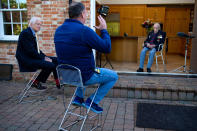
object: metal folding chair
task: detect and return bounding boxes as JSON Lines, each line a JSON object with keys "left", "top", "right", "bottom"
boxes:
{"left": 18, "top": 70, "right": 45, "bottom": 103}
{"left": 145, "top": 42, "right": 167, "bottom": 72}
{"left": 56, "top": 64, "right": 102, "bottom": 131}
{"left": 154, "top": 43, "right": 167, "bottom": 72}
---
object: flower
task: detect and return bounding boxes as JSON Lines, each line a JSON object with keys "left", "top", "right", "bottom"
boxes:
{"left": 142, "top": 19, "right": 154, "bottom": 34}
{"left": 142, "top": 19, "right": 153, "bottom": 28}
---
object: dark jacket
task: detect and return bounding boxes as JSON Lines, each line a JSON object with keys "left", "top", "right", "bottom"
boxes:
{"left": 144, "top": 30, "right": 166, "bottom": 51}
{"left": 54, "top": 19, "right": 111, "bottom": 83}
{"left": 16, "top": 27, "right": 46, "bottom": 72}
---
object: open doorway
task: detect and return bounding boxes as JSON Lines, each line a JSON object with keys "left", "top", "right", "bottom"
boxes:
{"left": 95, "top": 1, "right": 194, "bottom": 73}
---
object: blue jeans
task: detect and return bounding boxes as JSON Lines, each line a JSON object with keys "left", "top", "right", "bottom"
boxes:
{"left": 75, "top": 68, "right": 118, "bottom": 104}
{"left": 139, "top": 47, "right": 156, "bottom": 69}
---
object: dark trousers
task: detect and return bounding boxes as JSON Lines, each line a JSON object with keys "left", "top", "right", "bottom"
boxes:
{"left": 34, "top": 57, "right": 58, "bottom": 83}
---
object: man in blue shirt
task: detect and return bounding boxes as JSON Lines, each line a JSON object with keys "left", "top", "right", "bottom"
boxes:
{"left": 54, "top": 2, "right": 118, "bottom": 113}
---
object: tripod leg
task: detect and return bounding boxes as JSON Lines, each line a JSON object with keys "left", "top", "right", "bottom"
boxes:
{"left": 161, "top": 53, "right": 167, "bottom": 72}
{"left": 183, "top": 46, "right": 187, "bottom": 72}
{"left": 106, "top": 55, "right": 113, "bottom": 69}
{"left": 102, "top": 54, "right": 113, "bottom": 69}
{"left": 171, "top": 38, "right": 190, "bottom": 73}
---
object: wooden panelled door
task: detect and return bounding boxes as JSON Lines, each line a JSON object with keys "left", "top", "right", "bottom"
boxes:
{"left": 164, "top": 8, "right": 190, "bottom": 54}
{"left": 146, "top": 7, "right": 165, "bottom": 24}
{"left": 119, "top": 5, "right": 146, "bottom": 36}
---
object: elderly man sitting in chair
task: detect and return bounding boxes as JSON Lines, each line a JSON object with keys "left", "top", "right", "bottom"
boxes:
{"left": 137, "top": 23, "right": 166, "bottom": 72}
{"left": 16, "top": 17, "right": 60, "bottom": 90}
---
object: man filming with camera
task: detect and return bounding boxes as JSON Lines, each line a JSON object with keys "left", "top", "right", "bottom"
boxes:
{"left": 54, "top": 2, "right": 118, "bottom": 113}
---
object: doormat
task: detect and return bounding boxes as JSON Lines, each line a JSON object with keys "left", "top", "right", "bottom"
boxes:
{"left": 0, "top": 64, "right": 13, "bottom": 81}
{"left": 136, "top": 103, "right": 197, "bottom": 131}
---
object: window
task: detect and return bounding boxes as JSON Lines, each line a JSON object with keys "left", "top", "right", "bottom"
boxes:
{"left": 0, "top": 0, "right": 27, "bottom": 41}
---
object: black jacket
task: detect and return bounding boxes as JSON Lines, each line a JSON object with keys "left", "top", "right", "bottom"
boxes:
{"left": 144, "top": 30, "right": 166, "bottom": 51}
{"left": 16, "top": 27, "right": 46, "bottom": 72}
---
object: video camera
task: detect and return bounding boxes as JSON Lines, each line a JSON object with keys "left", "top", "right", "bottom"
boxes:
{"left": 97, "top": 5, "right": 109, "bottom": 17}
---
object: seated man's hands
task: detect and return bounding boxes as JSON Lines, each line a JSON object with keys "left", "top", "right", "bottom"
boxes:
{"left": 45, "top": 56, "right": 52, "bottom": 62}
{"left": 147, "top": 43, "right": 155, "bottom": 49}
{"left": 94, "top": 15, "right": 107, "bottom": 30}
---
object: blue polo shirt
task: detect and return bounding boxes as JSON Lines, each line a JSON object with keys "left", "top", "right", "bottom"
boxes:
{"left": 54, "top": 19, "right": 111, "bottom": 83}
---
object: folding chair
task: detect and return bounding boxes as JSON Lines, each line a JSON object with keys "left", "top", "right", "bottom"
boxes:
{"left": 56, "top": 64, "right": 102, "bottom": 131}
{"left": 18, "top": 70, "right": 45, "bottom": 103}
{"left": 144, "top": 42, "right": 167, "bottom": 72}
{"left": 154, "top": 43, "right": 167, "bottom": 72}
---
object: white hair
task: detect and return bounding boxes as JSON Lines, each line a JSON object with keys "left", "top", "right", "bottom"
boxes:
{"left": 29, "top": 17, "right": 41, "bottom": 27}
{"left": 154, "top": 23, "right": 161, "bottom": 30}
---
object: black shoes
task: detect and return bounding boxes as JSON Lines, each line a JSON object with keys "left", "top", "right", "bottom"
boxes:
{"left": 32, "top": 82, "right": 47, "bottom": 90}
{"left": 56, "top": 84, "right": 61, "bottom": 89}
{"left": 147, "top": 68, "right": 152, "bottom": 73}
{"left": 137, "top": 68, "right": 152, "bottom": 73}
{"left": 137, "top": 68, "right": 144, "bottom": 72}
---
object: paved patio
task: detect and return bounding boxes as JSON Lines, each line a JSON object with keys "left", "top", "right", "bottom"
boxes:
{"left": 0, "top": 76, "right": 197, "bottom": 131}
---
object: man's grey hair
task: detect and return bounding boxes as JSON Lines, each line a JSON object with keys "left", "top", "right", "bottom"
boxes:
{"left": 29, "top": 17, "right": 41, "bottom": 26}
{"left": 154, "top": 23, "right": 161, "bottom": 30}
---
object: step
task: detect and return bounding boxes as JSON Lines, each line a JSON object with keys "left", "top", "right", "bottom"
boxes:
{"left": 62, "top": 72, "right": 197, "bottom": 101}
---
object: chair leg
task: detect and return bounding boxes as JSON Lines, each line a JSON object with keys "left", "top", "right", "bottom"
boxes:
{"left": 161, "top": 54, "right": 167, "bottom": 72}
{"left": 89, "top": 111, "right": 102, "bottom": 131}
{"left": 59, "top": 86, "right": 101, "bottom": 131}
{"left": 156, "top": 56, "right": 159, "bottom": 72}
{"left": 18, "top": 71, "right": 40, "bottom": 103}
{"left": 80, "top": 86, "right": 100, "bottom": 131}
{"left": 59, "top": 88, "right": 78, "bottom": 131}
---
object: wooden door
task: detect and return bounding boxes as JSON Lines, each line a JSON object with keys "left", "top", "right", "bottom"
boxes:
{"left": 120, "top": 5, "right": 146, "bottom": 36}
{"left": 164, "top": 8, "right": 190, "bottom": 54}
{"left": 146, "top": 7, "right": 165, "bottom": 24}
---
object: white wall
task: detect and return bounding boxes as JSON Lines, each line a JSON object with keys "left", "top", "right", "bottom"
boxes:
{"left": 97, "top": 0, "right": 194, "bottom": 4}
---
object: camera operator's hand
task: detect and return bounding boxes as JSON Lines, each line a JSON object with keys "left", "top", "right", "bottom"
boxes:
{"left": 94, "top": 15, "right": 107, "bottom": 30}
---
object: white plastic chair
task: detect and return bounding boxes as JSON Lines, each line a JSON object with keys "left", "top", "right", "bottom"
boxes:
{"left": 56, "top": 64, "right": 102, "bottom": 131}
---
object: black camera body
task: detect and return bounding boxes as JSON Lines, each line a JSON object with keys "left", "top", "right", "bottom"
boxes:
{"left": 97, "top": 5, "right": 109, "bottom": 17}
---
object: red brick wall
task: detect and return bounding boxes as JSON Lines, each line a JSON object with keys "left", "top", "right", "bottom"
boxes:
{"left": 27, "top": 0, "right": 68, "bottom": 57}
{"left": 0, "top": 0, "right": 91, "bottom": 81}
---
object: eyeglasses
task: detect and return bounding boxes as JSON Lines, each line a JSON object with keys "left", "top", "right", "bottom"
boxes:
{"left": 35, "top": 23, "right": 42, "bottom": 26}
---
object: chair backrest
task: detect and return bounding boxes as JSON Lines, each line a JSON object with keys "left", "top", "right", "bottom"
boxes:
{"left": 158, "top": 32, "right": 167, "bottom": 51}
{"left": 56, "top": 64, "right": 83, "bottom": 87}
{"left": 158, "top": 36, "right": 167, "bottom": 52}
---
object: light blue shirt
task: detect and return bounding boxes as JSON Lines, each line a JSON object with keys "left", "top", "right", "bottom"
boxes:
{"left": 29, "top": 27, "right": 36, "bottom": 37}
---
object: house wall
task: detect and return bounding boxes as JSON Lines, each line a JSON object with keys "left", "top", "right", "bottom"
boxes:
{"left": 0, "top": 0, "right": 92, "bottom": 80}
{"left": 98, "top": 0, "right": 194, "bottom": 5}
{"left": 191, "top": 0, "right": 197, "bottom": 73}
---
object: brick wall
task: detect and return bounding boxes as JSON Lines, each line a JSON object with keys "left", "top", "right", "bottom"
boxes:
{"left": 0, "top": 0, "right": 91, "bottom": 81}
